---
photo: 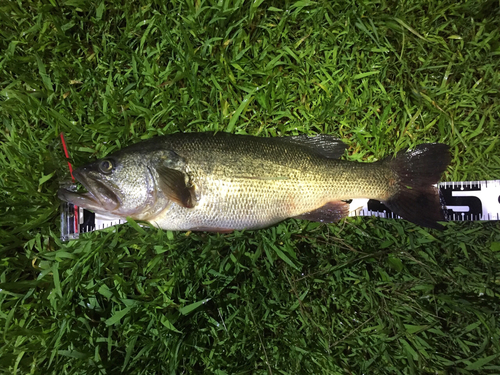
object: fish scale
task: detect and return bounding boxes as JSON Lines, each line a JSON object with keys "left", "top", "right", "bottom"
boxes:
{"left": 146, "top": 134, "right": 392, "bottom": 230}
{"left": 58, "top": 132, "right": 450, "bottom": 232}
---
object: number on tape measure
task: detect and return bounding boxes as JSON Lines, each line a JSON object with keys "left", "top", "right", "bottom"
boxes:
{"left": 61, "top": 180, "right": 500, "bottom": 240}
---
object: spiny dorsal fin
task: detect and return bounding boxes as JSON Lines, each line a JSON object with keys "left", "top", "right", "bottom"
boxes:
{"left": 156, "top": 166, "right": 196, "bottom": 208}
{"left": 278, "top": 135, "right": 347, "bottom": 159}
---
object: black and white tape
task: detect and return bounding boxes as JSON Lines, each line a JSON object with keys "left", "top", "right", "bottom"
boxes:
{"left": 349, "top": 180, "right": 500, "bottom": 221}
{"left": 61, "top": 180, "right": 500, "bottom": 240}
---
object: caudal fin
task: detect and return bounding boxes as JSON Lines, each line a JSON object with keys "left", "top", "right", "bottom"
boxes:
{"left": 383, "top": 143, "right": 451, "bottom": 229}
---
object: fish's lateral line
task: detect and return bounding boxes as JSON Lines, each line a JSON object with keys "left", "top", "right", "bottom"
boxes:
{"left": 60, "top": 180, "right": 500, "bottom": 241}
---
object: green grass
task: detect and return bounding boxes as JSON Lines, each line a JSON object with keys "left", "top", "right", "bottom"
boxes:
{"left": 1, "top": 0, "right": 500, "bottom": 373}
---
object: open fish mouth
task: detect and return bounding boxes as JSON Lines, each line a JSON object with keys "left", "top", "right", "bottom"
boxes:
{"left": 57, "top": 169, "right": 121, "bottom": 213}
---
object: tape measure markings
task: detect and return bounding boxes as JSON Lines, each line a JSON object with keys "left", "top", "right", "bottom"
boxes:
{"left": 60, "top": 180, "right": 500, "bottom": 240}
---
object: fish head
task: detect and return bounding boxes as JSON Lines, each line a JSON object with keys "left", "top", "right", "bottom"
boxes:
{"left": 58, "top": 151, "right": 163, "bottom": 219}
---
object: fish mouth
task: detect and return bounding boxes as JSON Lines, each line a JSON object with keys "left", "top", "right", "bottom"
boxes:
{"left": 57, "top": 169, "right": 121, "bottom": 213}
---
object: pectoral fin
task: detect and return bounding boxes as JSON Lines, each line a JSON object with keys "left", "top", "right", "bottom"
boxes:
{"left": 156, "top": 166, "right": 196, "bottom": 208}
{"left": 294, "top": 201, "right": 349, "bottom": 223}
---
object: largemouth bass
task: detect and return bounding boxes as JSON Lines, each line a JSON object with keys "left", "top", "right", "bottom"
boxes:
{"left": 58, "top": 133, "right": 450, "bottom": 230}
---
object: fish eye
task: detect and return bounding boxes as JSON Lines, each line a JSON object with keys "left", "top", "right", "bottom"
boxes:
{"left": 99, "top": 159, "right": 114, "bottom": 174}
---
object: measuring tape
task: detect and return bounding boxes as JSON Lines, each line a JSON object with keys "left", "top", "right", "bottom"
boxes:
{"left": 349, "top": 180, "right": 500, "bottom": 222}
{"left": 60, "top": 180, "right": 500, "bottom": 240}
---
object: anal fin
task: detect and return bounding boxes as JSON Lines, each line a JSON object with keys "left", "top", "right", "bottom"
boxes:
{"left": 294, "top": 201, "right": 349, "bottom": 223}
{"left": 191, "top": 227, "right": 234, "bottom": 233}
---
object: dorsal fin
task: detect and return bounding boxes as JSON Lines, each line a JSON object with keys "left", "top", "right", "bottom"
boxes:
{"left": 278, "top": 135, "right": 347, "bottom": 159}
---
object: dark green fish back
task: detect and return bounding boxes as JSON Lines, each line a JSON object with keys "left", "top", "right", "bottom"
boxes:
{"left": 119, "top": 133, "right": 394, "bottom": 230}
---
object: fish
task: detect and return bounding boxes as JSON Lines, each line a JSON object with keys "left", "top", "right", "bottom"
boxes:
{"left": 58, "top": 132, "right": 451, "bottom": 231}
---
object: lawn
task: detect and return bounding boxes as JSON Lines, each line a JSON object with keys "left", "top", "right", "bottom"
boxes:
{"left": 1, "top": 0, "right": 500, "bottom": 373}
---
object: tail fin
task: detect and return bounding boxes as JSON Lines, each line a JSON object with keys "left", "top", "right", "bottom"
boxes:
{"left": 383, "top": 143, "right": 451, "bottom": 229}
